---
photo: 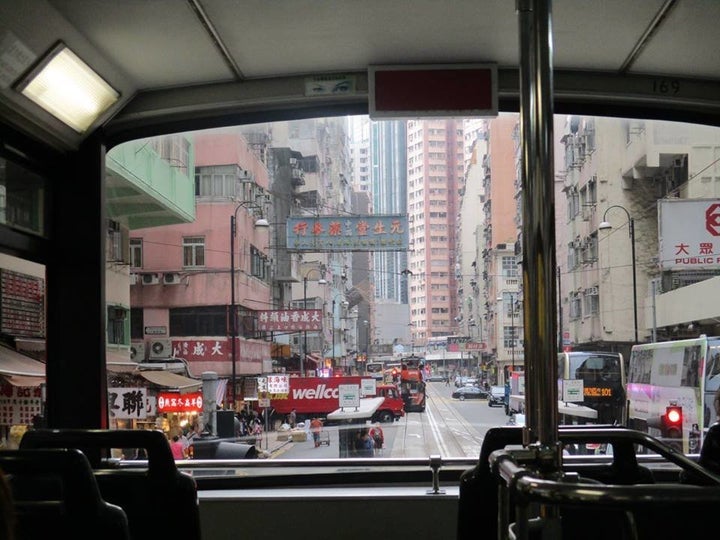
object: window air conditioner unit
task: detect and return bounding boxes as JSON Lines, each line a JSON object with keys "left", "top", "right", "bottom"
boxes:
{"left": 163, "top": 272, "right": 181, "bottom": 285}
{"left": 141, "top": 273, "right": 160, "bottom": 285}
{"left": 148, "top": 339, "right": 173, "bottom": 359}
{"left": 130, "top": 342, "right": 146, "bottom": 361}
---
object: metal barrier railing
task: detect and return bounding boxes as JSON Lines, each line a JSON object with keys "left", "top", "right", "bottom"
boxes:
{"left": 491, "top": 427, "right": 720, "bottom": 540}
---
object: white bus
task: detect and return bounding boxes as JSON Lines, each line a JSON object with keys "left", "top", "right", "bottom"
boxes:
{"left": 627, "top": 336, "right": 720, "bottom": 453}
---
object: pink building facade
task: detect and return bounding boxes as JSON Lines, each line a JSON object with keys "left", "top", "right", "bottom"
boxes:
{"left": 130, "top": 131, "right": 273, "bottom": 393}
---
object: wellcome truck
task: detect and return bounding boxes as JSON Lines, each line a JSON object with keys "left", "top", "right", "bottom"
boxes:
{"left": 268, "top": 376, "right": 405, "bottom": 424}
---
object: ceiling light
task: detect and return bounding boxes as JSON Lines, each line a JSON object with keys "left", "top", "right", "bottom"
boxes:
{"left": 15, "top": 42, "right": 119, "bottom": 133}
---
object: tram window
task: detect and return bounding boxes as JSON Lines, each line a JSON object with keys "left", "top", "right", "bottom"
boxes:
{"left": 6, "top": 112, "right": 707, "bottom": 463}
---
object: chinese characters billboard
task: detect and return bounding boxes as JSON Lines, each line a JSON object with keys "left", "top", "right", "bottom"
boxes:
{"left": 659, "top": 199, "right": 720, "bottom": 270}
{"left": 157, "top": 392, "right": 203, "bottom": 413}
{"left": 256, "top": 309, "right": 323, "bottom": 332}
{"left": 286, "top": 214, "right": 409, "bottom": 252}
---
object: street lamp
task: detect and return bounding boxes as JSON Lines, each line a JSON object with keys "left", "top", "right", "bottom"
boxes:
{"left": 301, "top": 267, "right": 327, "bottom": 377}
{"left": 599, "top": 205, "right": 638, "bottom": 344}
{"left": 362, "top": 320, "right": 370, "bottom": 375}
{"left": 229, "top": 202, "right": 269, "bottom": 407}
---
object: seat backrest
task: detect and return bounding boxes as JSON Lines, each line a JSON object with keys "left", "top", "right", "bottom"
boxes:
{"left": 457, "top": 426, "right": 523, "bottom": 540}
{"left": 19, "top": 429, "right": 200, "bottom": 540}
{"left": 0, "top": 448, "right": 130, "bottom": 540}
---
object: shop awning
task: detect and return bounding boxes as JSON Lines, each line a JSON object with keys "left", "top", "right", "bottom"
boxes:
{"left": 0, "top": 345, "right": 46, "bottom": 378}
{"left": 138, "top": 371, "right": 202, "bottom": 393}
{"left": 2, "top": 375, "right": 44, "bottom": 387}
{"left": 106, "top": 351, "right": 139, "bottom": 373}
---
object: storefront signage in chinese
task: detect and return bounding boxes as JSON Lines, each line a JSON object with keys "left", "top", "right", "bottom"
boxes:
{"left": 286, "top": 214, "right": 409, "bottom": 252}
{"left": 0, "top": 383, "right": 42, "bottom": 426}
{"left": 108, "top": 387, "right": 148, "bottom": 419}
{"left": 659, "top": 199, "right": 720, "bottom": 270}
{"left": 157, "top": 392, "right": 203, "bottom": 413}
{"left": 257, "top": 309, "right": 323, "bottom": 332}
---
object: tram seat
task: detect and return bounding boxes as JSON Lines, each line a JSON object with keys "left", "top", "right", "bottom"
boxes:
{"left": 457, "top": 426, "right": 523, "bottom": 540}
{"left": 0, "top": 448, "right": 130, "bottom": 539}
{"left": 457, "top": 426, "right": 659, "bottom": 540}
{"left": 19, "top": 429, "right": 201, "bottom": 540}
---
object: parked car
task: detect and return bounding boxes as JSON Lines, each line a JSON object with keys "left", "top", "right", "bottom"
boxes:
{"left": 452, "top": 386, "right": 489, "bottom": 401}
{"left": 425, "top": 374, "right": 447, "bottom": 382}
{"left": 488, "top": 386, "right": 506, "bottom": 407}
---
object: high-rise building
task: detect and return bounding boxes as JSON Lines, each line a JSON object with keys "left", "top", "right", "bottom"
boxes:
{"left": 406, "top": 119, "right": 464, "bottom": 345}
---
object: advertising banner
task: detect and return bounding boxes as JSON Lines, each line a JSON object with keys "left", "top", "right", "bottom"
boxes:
{"left": 287, "top": 214, "right": 409, "bottom": 252}
{"left": 659, "top": 199, "right": 720, "bottom": 270}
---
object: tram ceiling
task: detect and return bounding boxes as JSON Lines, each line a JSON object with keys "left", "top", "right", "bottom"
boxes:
{"left": 2, "top": 1, "right": 720, "bottom": 150}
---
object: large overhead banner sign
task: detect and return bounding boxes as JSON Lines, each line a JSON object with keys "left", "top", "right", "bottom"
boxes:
{"left": 286, "top": 214, "right": 409, "bottom": 252}
{"left": 659, "top": 199, "right": 720, "bottom": 270}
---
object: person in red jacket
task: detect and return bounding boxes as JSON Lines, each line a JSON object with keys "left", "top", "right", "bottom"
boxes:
{"left": 369, "top": 423, "right": 384, "bottom": 455}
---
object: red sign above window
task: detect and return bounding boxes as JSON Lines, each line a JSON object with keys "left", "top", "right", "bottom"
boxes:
{"left": 157, "top": 392, "right": 203, "bottom": 413}
{"left": 369, "top": 64, "right": 498, "bottom": 119}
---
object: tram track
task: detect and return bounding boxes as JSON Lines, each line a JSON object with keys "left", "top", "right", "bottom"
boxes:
{"left": 425, "top": 384, "right": 484, "bottom": 458}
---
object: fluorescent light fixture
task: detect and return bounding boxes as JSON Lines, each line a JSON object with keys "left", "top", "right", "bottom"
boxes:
{"left": 15, "top": 42, "right": 119, "bottom": 133}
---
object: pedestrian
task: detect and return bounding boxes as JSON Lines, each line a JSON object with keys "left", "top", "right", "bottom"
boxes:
{"left": 310, "top": 417, "right": 324, "bottom": 447}
{"left": 355, "top": 428, "right": 374, "bottom": 457}
{"left": 170, "top": 435, "right": 185, "bottom": 460}
{"left": 369, "top": 423, "right": 384, "bottom": 455}
{"left": 289, "top": 408, "right": 297, "bottom": 428}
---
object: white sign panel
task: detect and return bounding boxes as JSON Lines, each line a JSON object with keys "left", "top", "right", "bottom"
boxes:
{"left": 562, "top": 379, "right": 584, "bottom": 403}
{"left": 361, "top": 378, "right": 376, "bottom": 396}
{"left": 338, "top": 384, "right": 360, "bottom": 408}
{"left": 659, "top": 199, "right": 720, "bottom": 270}
{"left": 108, "top": 387, "right": 148, "bottom": 419}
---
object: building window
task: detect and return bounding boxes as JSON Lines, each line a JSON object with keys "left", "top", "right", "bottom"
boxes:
{"left": 170, "top": 305, "right": 227, "bottom": 336}
{"left": 250, "top": 245, "right": 268, "bottom": 280}
{"left": 106, "top": 220, "right": 125, "bottom": 263}
{"left": 183, "top": 236, "right": 205, "bottom": 267}
{"left": 130, "top": 307, "right": 144, "bottom": 340}
{"left": 583, "top": 287, "right": 599, "bottom": 315}
{"left": 107, "top": 306, "right": 127, "bottom": 345}
{"left": 130, "top": 238, "right": 143, "bottom": 268}
{"left": 502, "top": 256, "right": 518, "bottom": 277}
{"left": 195, "top": 164, "right": 244, "bottom": 198}
{"left": 503, "top": 326, "right": 518, "bottom": 349}
{"left": 569, "top": 293, "right": 582, "bottom": 320}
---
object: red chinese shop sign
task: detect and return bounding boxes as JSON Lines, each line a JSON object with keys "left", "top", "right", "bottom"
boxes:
{"left": 157, "top": 392, "right": 203, "bottom": 413}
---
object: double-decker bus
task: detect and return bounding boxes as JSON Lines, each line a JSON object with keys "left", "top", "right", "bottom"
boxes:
{"left": 627, "top": 336, "right": 720, "bottom": 452}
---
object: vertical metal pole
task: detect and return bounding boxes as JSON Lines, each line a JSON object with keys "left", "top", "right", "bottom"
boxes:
{"left": 332, "top": 299, "right": 336, "bottom": 369}
{"left": 630, "top": 218, "right": 639, "bottom": 344}
{"left": 302, "top": 277, "right": 307, "bottom": 378}
{"left": 557, "top": 265, "right": 563, "bottom": 352}
{"left": 651, "top": 279, "right": 657, "bottom": 342}
{"left": 517, "top": 0, "right": 559, "bottom": 450}
{"left": 230, "top": 214, "right": 237, "bottom": 407}
{"left": 511, "top": 293, "right": 516, "bottom": 369}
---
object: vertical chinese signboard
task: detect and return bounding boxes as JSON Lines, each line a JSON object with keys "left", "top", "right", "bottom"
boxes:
{"left": 0, "top": 269, "right": 45, "bottom": 337}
